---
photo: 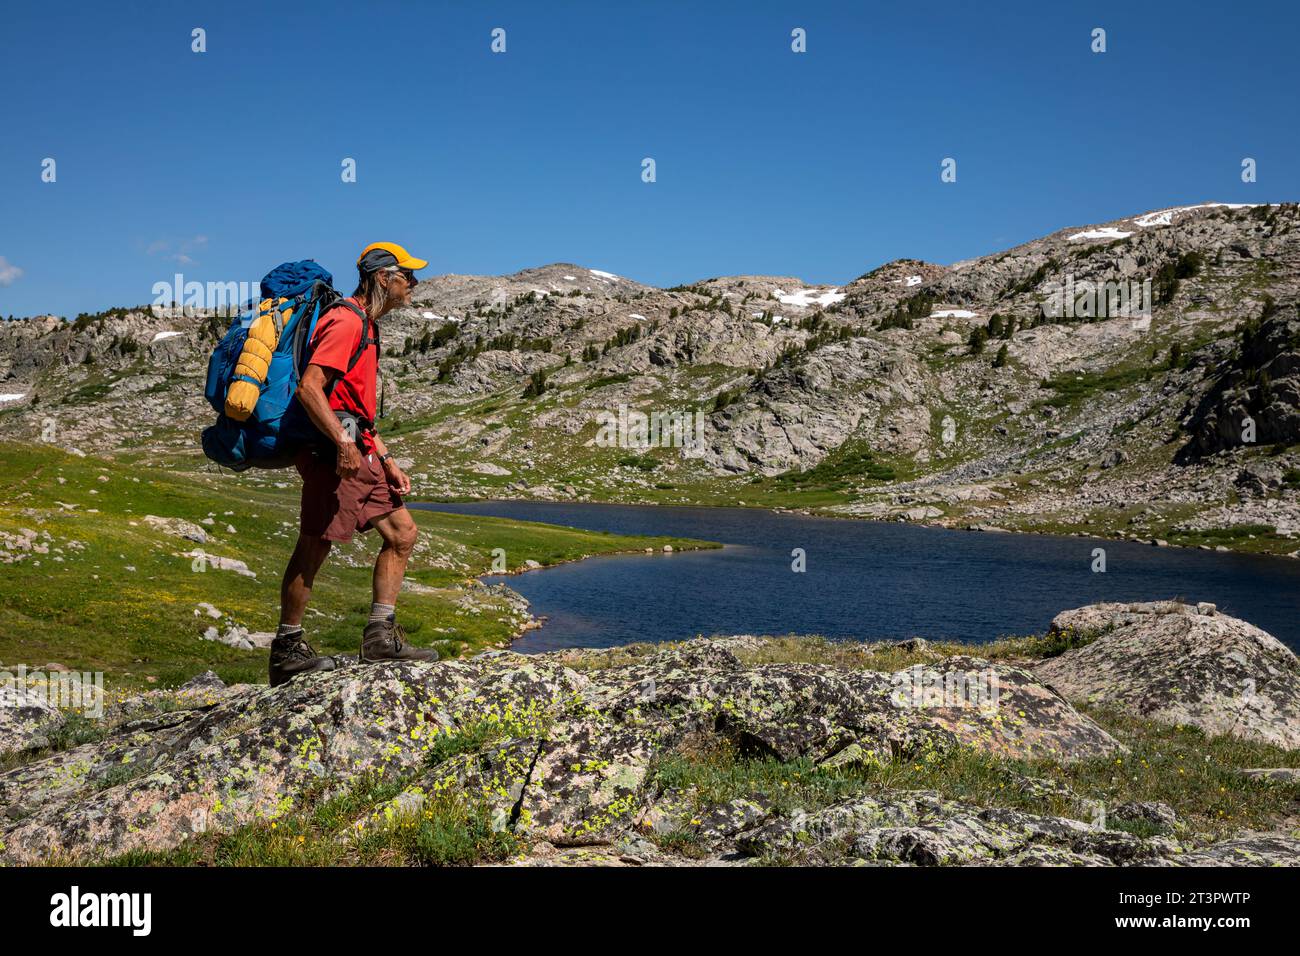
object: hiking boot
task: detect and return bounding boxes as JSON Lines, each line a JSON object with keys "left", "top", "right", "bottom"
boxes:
{"left": 268, "top": 633, "right": 337, "bottom": 687}
{"left": 360, "top": 615, "right": 440, "bottom": 664}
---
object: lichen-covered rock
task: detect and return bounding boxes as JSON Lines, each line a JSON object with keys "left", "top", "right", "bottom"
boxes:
{"left": 0, "top": 685, "right": 65, "bottom": 757}
{"left": 889, "top": 656, "right": 1124, "bottom": 762}
{"left": 1155, "top": 834, "right": 1300, "bottom": 867}
{"left": 516, "top": 720, "right": 661, "bottom": 845}
{"left": 1036, "top": 601, "right": 1300, "bottom": 748}
{"left": 737, "top": 794, "right": 1185, "bottom": 867}
{"left": 588, "top": 650, "right": 1119, "bottom": 767}
{"left": 989, "top": 845, "right": 1113, "bottom": 867}
{"left": 0, "top": 655, "right": 585, "bottom": 863}
{"left": 0, "top": 625, "right": 1288, "bottom": 867}
{"left": 692, "top": 795, "right": 775, "bottom": 845}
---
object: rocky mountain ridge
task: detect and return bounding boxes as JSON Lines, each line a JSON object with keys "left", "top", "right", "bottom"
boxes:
{"left": 1, "top": 201, "right": 1298, "bottom": 552}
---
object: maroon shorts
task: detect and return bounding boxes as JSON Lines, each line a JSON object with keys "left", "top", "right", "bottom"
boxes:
{"left": 295, "top": 448, "right": 402, "bottom": 542}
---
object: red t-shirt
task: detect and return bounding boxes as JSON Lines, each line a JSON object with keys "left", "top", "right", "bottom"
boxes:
{"left": 307, "top": 297, "right": 379, "bottom": 452}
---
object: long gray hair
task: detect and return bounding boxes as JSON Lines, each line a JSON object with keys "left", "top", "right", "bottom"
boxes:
{"left": 352, "top": 268, "right": 394, "bottom": 318}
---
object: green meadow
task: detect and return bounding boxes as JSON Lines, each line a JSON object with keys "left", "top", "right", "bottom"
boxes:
{"left": 0, "top": 441, "right": 714, "bottom": 694}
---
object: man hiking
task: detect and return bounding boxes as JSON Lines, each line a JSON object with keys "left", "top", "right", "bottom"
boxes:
{"left": 269, "top": 242, "right": 439, "bottom": 687}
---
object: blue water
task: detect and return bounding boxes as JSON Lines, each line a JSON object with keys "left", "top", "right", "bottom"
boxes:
{"left": 411, "top": 501, "right": 1300, "bottom": 653}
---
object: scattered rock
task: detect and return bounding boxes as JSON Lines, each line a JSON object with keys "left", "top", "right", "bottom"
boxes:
{"left": 184, "top": 550, "right": 256, "bottom": 578}
{"left": 1239, "top": 768, "right": 1300, "bottom": 783}
{"left": 180, "top": 671, "right": 227, "bottom": 692}
{"left": 200, "top": 625, "right": 273, "bottom": 651}
{"left": 143, "top": 514, "right": 207, "bottom": 544}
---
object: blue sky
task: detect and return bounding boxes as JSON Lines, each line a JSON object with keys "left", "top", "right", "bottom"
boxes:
{"left": 1, "top": 0, "right": 1296, "bottom": 317}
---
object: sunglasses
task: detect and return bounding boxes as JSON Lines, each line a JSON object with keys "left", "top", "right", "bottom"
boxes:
{"left": 386, "top": 267, "right": 416, "bottom": 285}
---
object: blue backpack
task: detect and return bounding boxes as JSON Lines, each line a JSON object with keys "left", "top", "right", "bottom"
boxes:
{"left": 201, "top": 260, "right": 374, "bottom": 471}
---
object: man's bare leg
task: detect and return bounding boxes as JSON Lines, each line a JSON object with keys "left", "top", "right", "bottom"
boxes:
{"left": 270, "top": 532, "right": 336, "bottom": 687}
{"left": 370, "top": 507, "right": 418, "bottom": 606}
{"left": 280, "top": 533, "right": 333, "bottom": 626}
{"left": 360, "top": 507, "right": 437, "bottom": 663}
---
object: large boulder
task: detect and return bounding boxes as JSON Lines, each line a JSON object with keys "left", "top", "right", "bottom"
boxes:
{"left": 1035, "top": 601, "right": 1300, "bottom": 748}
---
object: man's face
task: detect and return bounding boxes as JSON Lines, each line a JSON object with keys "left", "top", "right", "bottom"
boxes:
{"left": 384, "top": 268, "right": 416, "bottom": 305}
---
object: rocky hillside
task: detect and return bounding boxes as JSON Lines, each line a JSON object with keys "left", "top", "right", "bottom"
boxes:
{"left": 2, "top": 601, "right": 1298, "bottom": 867}
{"left": 2, "top": 201, "right": 1299, "bottom": 552}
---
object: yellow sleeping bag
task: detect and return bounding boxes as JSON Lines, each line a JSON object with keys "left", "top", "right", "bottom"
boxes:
{"left": 224, "top": 297, "right": 293, "bottom": 421}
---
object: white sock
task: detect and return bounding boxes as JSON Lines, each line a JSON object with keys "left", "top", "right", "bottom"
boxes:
{"left": 369, "top": 602, "right": 395, "bottom": 624}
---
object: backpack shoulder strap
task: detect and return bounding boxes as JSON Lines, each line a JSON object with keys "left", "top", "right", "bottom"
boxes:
{"left": 332, "top": 299, "right": 378, "bottom": 374}
{"left": 307, "top": 298, "right": 378, "bottom": 400}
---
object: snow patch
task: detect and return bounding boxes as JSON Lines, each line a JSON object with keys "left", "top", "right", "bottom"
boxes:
{"left": 930, "top": 309, "right": 978, "bottom": 319}
{"left": 590, "top": 269, "right": 619, "bottom": 281}
{"left": 629, "top": 313, "right": 646, "bottom": 321}
{"left": 0, "top": 393, "right": 26, "bottom": 403}
{"left": 1067, "top": 227, "right": 1134, "bottom": 242}
{"left": 1131, "top": 202, "right": 1260, "bottom": 228}
{"left": 150, "top": 330, "right": 182, "bottom": 343}
{"left": 564, "top": 275, "right": 576, "bottom": 280}
{"left": 772, "top": 287, "right": 846, "bottom": 308}
{"left": 906, "top": 275, "right": 923, "bottom": 287}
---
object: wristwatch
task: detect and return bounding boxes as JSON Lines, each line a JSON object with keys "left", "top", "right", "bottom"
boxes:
{"left": 378, "top": 452, "right": 393, "bottom": 466}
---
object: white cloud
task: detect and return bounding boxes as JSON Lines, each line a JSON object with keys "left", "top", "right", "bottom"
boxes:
{"left": 0, "top": 256, "right": 22, "bottom": 286}
{"left": 146, "top": 235, "right": 208, "bottom": 264}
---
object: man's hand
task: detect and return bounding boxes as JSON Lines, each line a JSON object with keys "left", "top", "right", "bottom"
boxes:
{"left": 336, "top": 439, "right": 362, "bottom": 479}
{"left": 382, "top": 457, "right": 411, "bottom": 495}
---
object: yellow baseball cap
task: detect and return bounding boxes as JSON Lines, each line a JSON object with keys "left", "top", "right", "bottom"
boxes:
{"left": 356, "top": 241, "right": 428, "bottom": 272}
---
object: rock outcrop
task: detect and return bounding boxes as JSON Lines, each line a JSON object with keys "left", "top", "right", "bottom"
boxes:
{"left": 1035, "top": 601, "right": 1300, "bottom": 748}
{"left": 0, "top": 638, "right": 1121, "bottom": 864}
{"left": 1180, "top": 302, "right": 1300, "bottom": 460}
{"left": 2, "top": 602, "right": 1298, "bottom": 867}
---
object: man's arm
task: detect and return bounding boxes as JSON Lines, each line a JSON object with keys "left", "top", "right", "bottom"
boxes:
{"left": 298, "top": 364, "right": 361, "bottom": 478}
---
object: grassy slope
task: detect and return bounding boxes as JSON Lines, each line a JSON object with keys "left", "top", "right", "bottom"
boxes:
{"left": 0, "top": 441, "right": 714, "bottom": 693}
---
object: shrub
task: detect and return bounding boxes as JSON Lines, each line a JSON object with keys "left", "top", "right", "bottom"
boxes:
{"left": 522, "top": 368, "right": 548, "bottom": 398}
